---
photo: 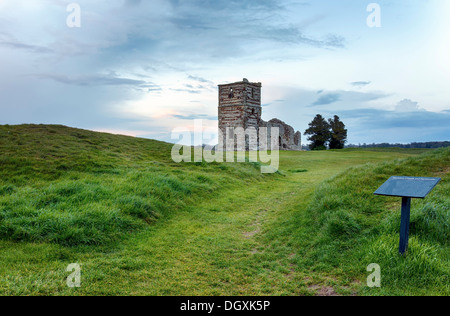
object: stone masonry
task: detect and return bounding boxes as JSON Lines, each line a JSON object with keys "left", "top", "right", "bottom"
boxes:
{"left": 218, "top": 78, "right": 301, "bottom": 151}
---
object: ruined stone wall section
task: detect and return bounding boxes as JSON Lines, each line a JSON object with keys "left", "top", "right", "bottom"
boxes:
{"left": 260, "top": 119, "right": 302, "bottom": 151}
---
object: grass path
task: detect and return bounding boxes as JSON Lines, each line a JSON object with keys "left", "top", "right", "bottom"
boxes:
{"left": 77, "top": 172, "right": 328, "bottom": 295}
{"left": 0, "top": 150, "right": 423, "bottom": 295}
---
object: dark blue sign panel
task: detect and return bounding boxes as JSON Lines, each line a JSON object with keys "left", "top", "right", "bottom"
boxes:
{"left": 374, "top": 176, "right": 441, "bottom": 255}
{"left": 374, "top": 176, "right": 441, "bottom": 199}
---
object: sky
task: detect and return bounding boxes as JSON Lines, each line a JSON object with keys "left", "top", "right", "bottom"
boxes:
{"left": 0, "top": 0, "right": 449, "bottom": 145}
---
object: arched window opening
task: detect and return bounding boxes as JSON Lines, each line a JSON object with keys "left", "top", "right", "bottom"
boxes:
{"left": 228, "top": 88, "right": 234, "bottom": 98}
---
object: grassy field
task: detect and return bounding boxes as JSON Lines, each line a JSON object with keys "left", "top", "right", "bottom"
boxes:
{"left": 0, "top": 124, "right": 448, "bottom": 296}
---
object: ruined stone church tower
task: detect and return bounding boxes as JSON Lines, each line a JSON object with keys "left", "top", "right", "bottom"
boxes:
{"left": 218, "top": 78, "right": 301, "bottom": 151}
{"left": 218, "top": 78, "right": 262, "bottom": 135}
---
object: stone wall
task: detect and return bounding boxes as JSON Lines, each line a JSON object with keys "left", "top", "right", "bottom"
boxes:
{"left": 260, "top": 119, "right": 302, "bottom": 151}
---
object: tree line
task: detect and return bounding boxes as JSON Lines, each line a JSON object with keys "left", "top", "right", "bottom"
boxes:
{"left": 347, "top": 141, "right": 450, "bottom": 149}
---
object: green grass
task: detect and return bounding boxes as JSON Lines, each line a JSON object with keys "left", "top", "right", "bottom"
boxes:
{"left": 0, "top": 124, "right": 269, "bottom": 247}
{"left": 0, "top": 124, "right": 448, "bottom": 296}
{"left": 265, "top": 148, "right": 449, "bottom": 296}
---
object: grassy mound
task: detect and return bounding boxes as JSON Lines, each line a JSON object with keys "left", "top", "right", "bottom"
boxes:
{"left": 0, "top": 124, "right": 267, "bottom": 246}
{"left": 293, "top": 148, "right": 449, "bottom": 295}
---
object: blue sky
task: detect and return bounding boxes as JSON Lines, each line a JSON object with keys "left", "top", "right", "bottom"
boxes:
{"left": 0, "top": 0, "right": 449, "bottom": 145}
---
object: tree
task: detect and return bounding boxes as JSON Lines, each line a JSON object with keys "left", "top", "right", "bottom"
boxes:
{"left": 328, "top": 115, "right": 348, "bottom": 149}
{"left": 304, "top": 114, "right": 331, "bottom": 150}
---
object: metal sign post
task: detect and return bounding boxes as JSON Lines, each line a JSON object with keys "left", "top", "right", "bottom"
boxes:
{"left": 399, "top": 197, "right": 411, "bottom": 255}
{"left": 374, "top": 176, "right": 441, "bottom": 255}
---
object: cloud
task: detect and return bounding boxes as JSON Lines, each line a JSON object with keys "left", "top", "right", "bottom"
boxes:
{"left": 336, "top": 108, "right": 450, "bottom": 142}
{"left": 31, "top": 73, "right": 162, "bottom": 92}
{"left": 311, "top": 93, "right": 341, "bottom": 106}
{"left": 124, "top": 0, "right": 142, "bottom": 7}
{"left": 351, "top": 81, "right": 371, "bottom": 88}
{"left": 255, "top": 26, "right": 345, "bottom": 48}
{"left": 37, "top": 74, "right": 146, "bottom": 86}
{"left": 169, "top": 0, "right": 283, "bottom": 12}
{"left": 172, "top": 114, "right": 217, "bottom": 120}
{"left": 140, "top": 84, "right": 162, "bottom": 92}
{"left": 187, "top": 75, "right": 214, "bottom": 84}
{"left": 395, "top": 99, "right": 420, "bottom": 112}
{"left": 170, "top": 88, "right": 201, "bottom": 94}
{"left": 0, "top": 39, "right": 52, "bottom": 54}
{"left": 98, "top": 0, "right": 346, "bottom": 66}
{"left": 306, "top": 89, "right": 389, "bottom": 107}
